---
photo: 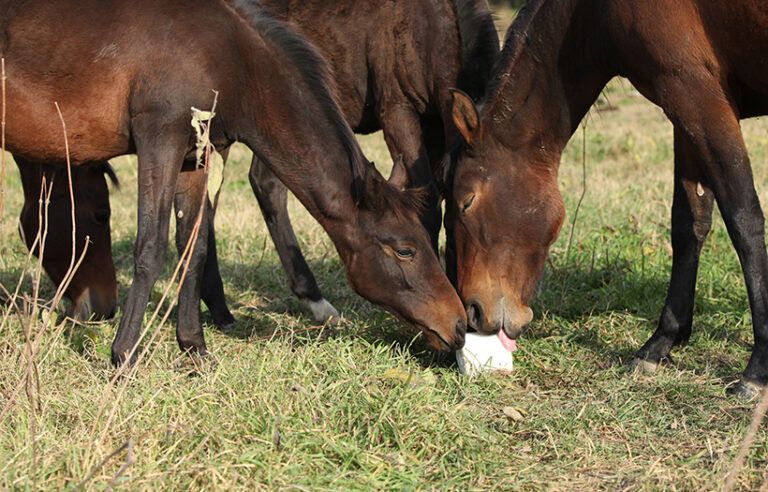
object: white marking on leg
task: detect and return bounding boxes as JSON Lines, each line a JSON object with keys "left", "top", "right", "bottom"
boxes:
{"left": 307, "top": 299, "right": 339, "bottom": 324}
{"left": 630, "top": 358, "right": 659, "bottom": 374}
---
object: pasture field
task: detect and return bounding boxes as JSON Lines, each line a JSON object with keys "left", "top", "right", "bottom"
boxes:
{"left": 2, "top": 16, "right": 768, "bottom": 492}
{"left": 1, "top": 80, "right": 767, "bottom": 492}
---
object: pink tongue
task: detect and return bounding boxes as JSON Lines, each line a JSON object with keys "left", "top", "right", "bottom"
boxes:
{"left": 498, "top": 330, "right": 518, "bottom": 352}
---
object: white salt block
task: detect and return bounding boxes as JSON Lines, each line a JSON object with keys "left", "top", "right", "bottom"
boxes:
{"left": 456, "top": 331, "right": 516, "bottom": 376}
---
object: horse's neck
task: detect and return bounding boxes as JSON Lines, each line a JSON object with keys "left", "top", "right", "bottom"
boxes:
{"left": 231, "top": 28, "right": 361, "bottom": 247}
{"left": 241, "top": 114, "right": 360, "bottom": 234}
{"left": 485, "top": 0, "right": 610, "bottom": 163}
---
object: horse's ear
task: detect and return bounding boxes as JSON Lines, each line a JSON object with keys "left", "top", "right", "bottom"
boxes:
{"left": 360, "top": 163, "right": 386, "bottom": 211}
{"left": 388, "top": 155, "right": 408, "bottom": 190}
{"left": 450, "top": 89, "right": 481, "bottom": 147}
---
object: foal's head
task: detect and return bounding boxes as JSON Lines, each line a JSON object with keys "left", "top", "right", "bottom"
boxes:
{"left": 346, "top": 160, "right": 467, "bottom": 351}
{"left": 444, "top": 91, "right": 565, "bottom": 341}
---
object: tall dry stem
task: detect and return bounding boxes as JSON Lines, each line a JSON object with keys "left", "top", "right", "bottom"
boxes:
{"left": 723, "top": 388, "right": 768, "bottom": 491}
{"left": 0, "top": 58, "right": 7, "bottom": 268}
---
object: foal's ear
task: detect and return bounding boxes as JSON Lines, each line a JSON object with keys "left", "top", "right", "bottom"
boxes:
{"left": 388, "top": 155, "right": 408, "bottom": 190}
{"left": 450, "top": 89, "right": 482, "bottom": 147}
{"left": 360, "top": 163, "right": 387, "bottom": 211}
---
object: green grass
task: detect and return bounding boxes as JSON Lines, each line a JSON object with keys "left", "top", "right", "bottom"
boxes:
{"left": 2, "top": 72, "right": 768, "bottom": 492}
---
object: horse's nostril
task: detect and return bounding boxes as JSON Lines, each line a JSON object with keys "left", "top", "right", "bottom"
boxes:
{"left": 454, "top": 319, "right": 466, "bottom": 348}
{"left": 467, "top": 301, "right": 483, "bottom": 331}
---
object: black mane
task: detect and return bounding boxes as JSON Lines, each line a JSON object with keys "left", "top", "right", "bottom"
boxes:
{"left": 452, "top": 0, "right": 501, "bottom": 101}
{"left": 484, "top": 0, "right": 546, "bottom": 113}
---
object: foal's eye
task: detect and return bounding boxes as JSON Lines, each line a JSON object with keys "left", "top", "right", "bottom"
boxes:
{"left": 461, "top": 194, "right": 476, "bottom": 214}
{"left": 395, "top": 248, "right": 416, "bottom": 260}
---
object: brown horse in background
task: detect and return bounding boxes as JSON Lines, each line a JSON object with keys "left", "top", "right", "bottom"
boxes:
{"left": 16, "top": 159, "right": 118, "bottom": 321}
{"left": 15, "top": 159, "right": 237, "bottom": 328}
{"left": 257, "top": 0, "right": 499, "bottom": 248}
{"left": 447, "top": 0, "right": 768, "bottom": 398}
{"left": 2, "top": 0, "right": 467, "bottom": 368}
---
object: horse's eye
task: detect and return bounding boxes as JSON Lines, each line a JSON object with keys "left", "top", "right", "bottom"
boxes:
{"left": 395, "top": 248, "right": 415, "bottom": 260}
{"left": 461, "top": 194, "right": 476, "bottom": 214}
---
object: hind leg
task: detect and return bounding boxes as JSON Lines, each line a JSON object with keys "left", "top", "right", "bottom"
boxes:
{"left": 173, "top": 160, "right": 215, "bottom": 354}
{"left": 633, "top": 128, "right": 714, "bottom": 371}
{"left": 249, "top": 155, "right": 338, "bottom": 323}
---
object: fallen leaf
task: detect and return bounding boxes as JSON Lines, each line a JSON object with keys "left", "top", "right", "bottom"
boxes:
{"left": 503, "top": 406, "right": 525, "bottom": 421}
{"left": 380, "top": 368, "right": 434, "bottom": 387}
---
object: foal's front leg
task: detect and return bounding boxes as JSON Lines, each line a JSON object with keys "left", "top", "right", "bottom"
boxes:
{"left": 174, "top": 157, "right": 236, "bottom": 331}
{"left": 110, "top": 126, "right": 187, "bottom": 367}
{"left": 248, "top": 155, "right": 339, "bottom": 323}
{"left": 633, "top": 128, "right": 714, "bottom": 372}
{"left": 378, "top": 104, "right": 442, "bottom": 252}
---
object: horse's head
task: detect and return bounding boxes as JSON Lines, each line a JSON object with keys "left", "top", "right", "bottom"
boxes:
{"left": 444, "top": 91, "right": 565, "bottom": 340}
{"left": 67, "top": 164, "right": 118, "bottom": 321}
{"left": 19, "top": 162, "right": 118, "bottom": 321}
{"left": 345, "top": 158, "right": 467, "bottom": 351}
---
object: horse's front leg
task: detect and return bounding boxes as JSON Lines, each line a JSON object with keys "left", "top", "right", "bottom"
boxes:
{"left": 633, "top": 127, "right": 714, "bottom": 371}
{"left": 644, "top": 75, "right": 768, "bottom": 398}
{"left": 170, "top": 150, "right": 236, "bottom": 330}
{"left": 199, "top": 200, "right": 236, "bottom": 329}
{"left": 248, "top": 155, "right": 338, "bottom": 324}
{"left": 110, "top": 124, "right": 187, "bottom": 367}
{"left": 378, "top": 104, "right": 442, "bottom": 252}
{"left": 174, "top": 156, "right": 235, "bottom": 331}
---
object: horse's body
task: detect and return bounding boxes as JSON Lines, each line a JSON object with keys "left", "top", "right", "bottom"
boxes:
{"left": 447, "top": 0, "right": 768, "bottom": 397}
{"left": 3, "top": 0, "right": 467, "bottom": 366}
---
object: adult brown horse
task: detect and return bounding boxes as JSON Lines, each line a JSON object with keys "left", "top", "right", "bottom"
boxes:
{"left": 446, "top": 0, "right": 768, "bottom": 398}
{"left": 2, "top": 0, "right": 467, "bottom": 367}
{"left": 15, "top": 160, "right": 118, "bottom": 321}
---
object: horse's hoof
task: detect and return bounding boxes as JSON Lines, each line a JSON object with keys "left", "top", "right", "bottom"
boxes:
{"left": 175, "top": 348, "right": 215, "bottom": 374}
{"left": 215, "top": 320, "right": 236, "bottom": 332}
{"left": 110, "top": 346, "right": 139, "bottom": 369}
{"left": 629, "top": 358, "right": 659, "bottom": 374}
{"left": 308, "top": 299, "right": 340, "bottom": 325}
{"left": 213, "top": 312, "right": 236, "bottom": 331}
{"left": 190, "top": 350, "right": 214, "bottom": 368}
{"left": 726, "top": 379, "right": 764, "bottom": 401}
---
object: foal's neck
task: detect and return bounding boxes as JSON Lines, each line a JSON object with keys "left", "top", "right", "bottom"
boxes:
{"left": 230, "top": 14, "right": 364, "bottom": 255}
